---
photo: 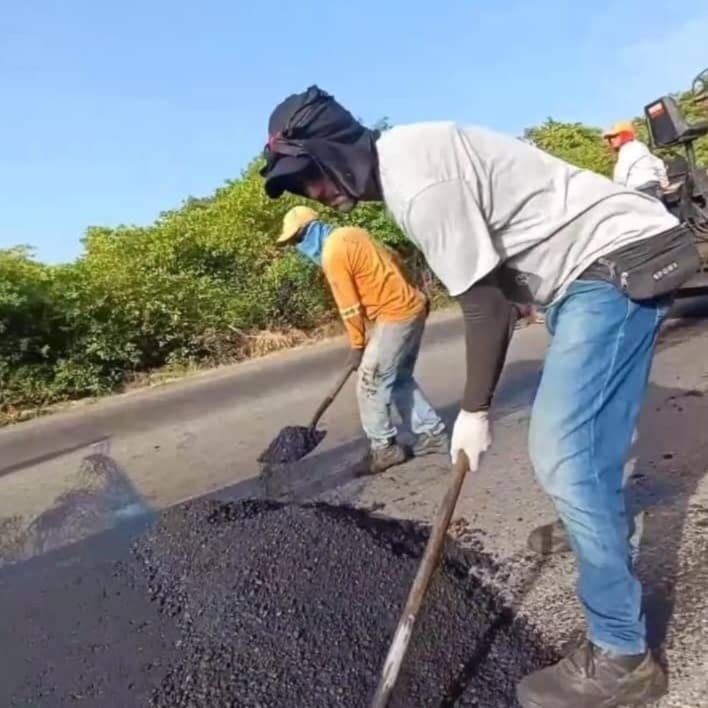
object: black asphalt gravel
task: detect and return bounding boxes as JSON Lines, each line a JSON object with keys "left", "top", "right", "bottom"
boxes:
{"left": 0, "top": 498, "right": 556, "bottom": 707}
{"left": 257, "top": 425, "right": 327, "bottom": 464}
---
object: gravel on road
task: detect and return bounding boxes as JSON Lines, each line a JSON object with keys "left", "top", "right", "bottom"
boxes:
{"left": 1, "top": 498, "right": 556, "bottom": 707}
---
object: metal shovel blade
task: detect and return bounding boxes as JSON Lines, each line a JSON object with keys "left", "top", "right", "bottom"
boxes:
{"left": 257, "top": 425, "right": 327, "bottom": 465}
{"left": 257, "top": 365, "right": 355, "bottom": 466}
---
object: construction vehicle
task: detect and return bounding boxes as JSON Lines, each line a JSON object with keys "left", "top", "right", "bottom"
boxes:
{"left": 643, "top": 67, "right": 708, "bottom": 296}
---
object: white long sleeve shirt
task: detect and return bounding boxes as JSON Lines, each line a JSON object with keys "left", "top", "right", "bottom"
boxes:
{"left": 612, "top": 140, "right": 669, "bottom": 189}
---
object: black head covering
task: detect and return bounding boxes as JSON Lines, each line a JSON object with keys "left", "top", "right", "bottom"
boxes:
{"left": 260, "top": 85, "right": 380, "bottom": 199}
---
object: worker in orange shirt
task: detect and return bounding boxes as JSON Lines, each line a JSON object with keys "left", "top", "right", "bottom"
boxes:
{"left": 276, "top": 205, "right": 448, "bottom": 473}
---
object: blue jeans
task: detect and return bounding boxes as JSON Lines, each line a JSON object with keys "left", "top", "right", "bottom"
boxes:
{"left": 357, "top": 312, "right": 445, "bottom": 449}
{"left": 529, "top": 279, "right": 670, "bottom": 655}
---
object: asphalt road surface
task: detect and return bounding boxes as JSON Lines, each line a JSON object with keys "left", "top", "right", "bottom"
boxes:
{"left": 1, "top": 300, "right": 707, "bottom": 707}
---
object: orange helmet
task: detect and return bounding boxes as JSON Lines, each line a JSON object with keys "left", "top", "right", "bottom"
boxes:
{"left": 602, "top": 121, "right": 636, "bottom": 139}
{"left": 602, "top": 121, "right": 636, "bottom": 151}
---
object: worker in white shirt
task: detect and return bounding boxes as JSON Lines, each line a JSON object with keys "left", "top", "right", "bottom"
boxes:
{"left": 260, "top": 86, "right": 698, "bottom": 707}
{"left": 603, "top": 121, "right": 669, "bottom": 198}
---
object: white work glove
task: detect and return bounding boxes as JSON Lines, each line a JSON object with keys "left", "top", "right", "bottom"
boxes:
{"left": 450, "top": 409, "right": 491, "bottom": 471}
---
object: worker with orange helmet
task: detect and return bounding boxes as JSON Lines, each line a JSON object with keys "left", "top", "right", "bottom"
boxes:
{"left": 603, "top": 120, "right": 669, "bottom": 198}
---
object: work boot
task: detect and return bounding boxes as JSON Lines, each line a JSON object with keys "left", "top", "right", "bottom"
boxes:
{"left": 412, "top": 431, "right": 449, "bottom": 457}
{"left": 527, "top": 519, "right": 571, "bottom": 555}
{"left": 517, "top": 639, "right": 667, "bottom": 708}
{"left": 368, "top": 441, "right": 408, "bottom": 474}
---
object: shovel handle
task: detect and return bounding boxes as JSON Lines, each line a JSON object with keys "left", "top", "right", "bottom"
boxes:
{"left": 369, "top": 450, "right": 471, "bottom": 708}
{"left": 308, "top": 365, "right": 356, "bottom": 429}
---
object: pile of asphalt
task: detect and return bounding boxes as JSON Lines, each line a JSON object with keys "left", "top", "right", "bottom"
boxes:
{"left": 257, "top": 425, "right": 327, "bottom": 464}
{"left": 0, "top": 498, "right": 556, "bottom": 707}
{"left": 134, "top": 499, "right": 556, "bottom": 707}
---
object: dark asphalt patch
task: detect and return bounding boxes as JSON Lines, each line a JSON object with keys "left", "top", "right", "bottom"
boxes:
{"left": 0, "top": 499, "right": 556, "bottom": 707}
{"left": 257, "top": 425, "right": 327, "bottom": 464}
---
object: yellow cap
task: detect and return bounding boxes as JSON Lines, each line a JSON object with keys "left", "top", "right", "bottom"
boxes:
{"left": 602, "top": 120, "right": 636, "bottom": 138}
{"left": 276, "top": 205, "right": 319, "bottom": 244}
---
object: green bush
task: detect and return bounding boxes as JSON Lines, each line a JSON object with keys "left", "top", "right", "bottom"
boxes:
{"left": 0, "top": 162, "right": 407, "bottom": 415}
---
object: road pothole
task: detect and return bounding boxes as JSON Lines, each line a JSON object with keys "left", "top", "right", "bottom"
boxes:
{"left": 134, "top": 499, "right": 557, "bottom": 707}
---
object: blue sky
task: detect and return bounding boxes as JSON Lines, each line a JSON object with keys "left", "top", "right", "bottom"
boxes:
{"left": 1, "top": 0, "right": 706, "bottom": 263}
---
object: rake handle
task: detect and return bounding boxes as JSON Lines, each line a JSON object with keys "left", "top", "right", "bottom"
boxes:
{"left": 308, "top": 364, "right": 356, "bottom": 429}
{"left": 369, "top": 450, "right": 471, "bottom": 708}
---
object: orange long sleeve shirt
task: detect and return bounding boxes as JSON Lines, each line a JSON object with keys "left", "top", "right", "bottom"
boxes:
{"left": 321, "top": 226, "right": 426, "bottom": 349}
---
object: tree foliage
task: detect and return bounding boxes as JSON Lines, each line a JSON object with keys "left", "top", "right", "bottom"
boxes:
{"left": 2, "top": 84, "right": 707, "bottom": 418}
{"left": 524, "top": 120, "right": 616, "bottom": 176}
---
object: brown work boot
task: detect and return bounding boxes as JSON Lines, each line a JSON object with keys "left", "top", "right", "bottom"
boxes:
{"left": 517, "top": 639, "right": 667, "bottom": 708}
{"left": 412, "top": 431, "right": 449, "bottom": 457}
{"left": 368, "top": 441, "right": 408, "bottom": 474}
{"left": 527, "top": 519, "right": 571, "bottom": 555}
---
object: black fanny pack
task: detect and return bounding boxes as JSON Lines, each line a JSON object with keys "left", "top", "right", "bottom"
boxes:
{"left": 580, "top": 224, "right": 700, "bottom": 301}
